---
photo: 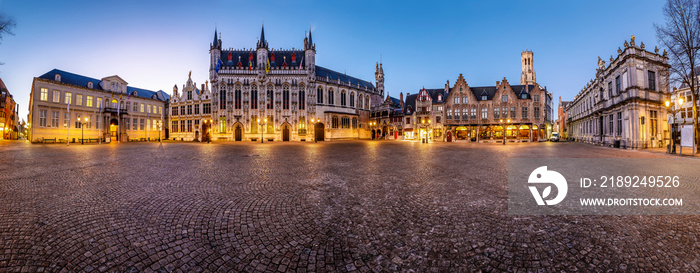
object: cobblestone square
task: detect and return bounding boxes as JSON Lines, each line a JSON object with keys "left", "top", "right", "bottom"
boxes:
{"left": 0, "top": 141, "right": 698, "bottom": 272}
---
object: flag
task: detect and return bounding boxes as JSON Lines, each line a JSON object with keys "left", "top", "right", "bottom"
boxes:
{"left": 127, "top": 93, "right": 131, "bottom": 101}
{"left": 215, "top": 58, "right": 223, "bottom": 73}
{"left": 299, "top": 56, "right": 304, "bottom": 70}
{"left": 265, "top": 58, "right": 270, "bottom": 74}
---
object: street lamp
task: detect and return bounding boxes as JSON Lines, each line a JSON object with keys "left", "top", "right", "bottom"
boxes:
{"left": 258, "top": 118, "right": 267, "bottom": 143}
{"left": 500, "top": 119, "right": 510, "bottom": 145}
{"left": 310, "top": 118, "right": 317, "bottom": 143}
{"left": 77, "top": 116, "right": 89, "bottom": 144}
{"left": 665, "top": 97, "right": 684, "bottom": 153}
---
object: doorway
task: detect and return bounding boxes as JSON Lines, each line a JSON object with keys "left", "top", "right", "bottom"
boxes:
{"left": 110, "top": 119, "right": 118, "bottom": 141}
{"left": 234, "top": 125, "right": 242, "bottom": 141}
{"left": 314, "top": 123, "right": 325, "bottom": 141}
{"left": 282, "top": 126, "right": 290, "bottom": 141}
{"left": 446, "top": 131, "right": 452, "bottom": 142}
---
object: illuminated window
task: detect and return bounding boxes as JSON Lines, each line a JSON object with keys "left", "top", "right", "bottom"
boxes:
{"left": 65, "top": 92, "right": 72, "bottom": 104}
{"left": 147, "top": 105, "right": 152, "bottom": 113}
{"left": 86, "top": 96, "right": 93, "bottom": 107}
{"left": 251, "top": 85, "right": 258, "bottom": 110}
{"left": 220, "top": 117, "right": 226, "bottom": 133}
{"left": 76, "top": 94, "right": 83, "bottom": 106}
{"left": 97, "top": 98, "right": 103, "bottom": 109}
{"left": 40, "top": 88, "right": 48, "bottom": 101}
{"left": 140, "top": 104, "right": 144, "bottom": 113}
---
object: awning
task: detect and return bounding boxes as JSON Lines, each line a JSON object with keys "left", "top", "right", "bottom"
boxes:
{"left": 403, "top": 128, "right": 413, "bottom": 132}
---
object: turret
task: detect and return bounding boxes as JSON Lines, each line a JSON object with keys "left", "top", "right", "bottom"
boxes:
{"left": 520, "top": 50, "right": 536, "bottom": 85}
{"left": 375, "top": 62, "right": 385, "bottom": 97}
{"left": 209, "top": 27, "right": 222, "bottom": 77}
{"left": 304, "top": 28, "right": 316, "bottom": 71}
{"left": 173, "top": 84, "right": 179, "bottom": 99}
{"left": 256, "top": 25, "right": 269, "bottom": 72}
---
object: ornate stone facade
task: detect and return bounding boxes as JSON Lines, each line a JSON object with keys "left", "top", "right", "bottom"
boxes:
{"left": 207, "top": 26, "right": 383, "bottom": 142}
{"left": 169, "top": 73, "right": 213, "bottom": 141}
{"left": 566, "top": 36, "right": 671, "bottom": 149}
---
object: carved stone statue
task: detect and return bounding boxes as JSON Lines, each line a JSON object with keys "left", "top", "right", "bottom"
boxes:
{"left": 598, "top": 56, "right": 605, "bottom": 70}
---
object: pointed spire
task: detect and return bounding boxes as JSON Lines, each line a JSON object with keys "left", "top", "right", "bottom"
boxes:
{"left": 305, "top": 28, "right": 315, "bottom": 51}
{"left": 308, "top": 28, "right": 313, "bottom": 45}
{"left": 213, "top": 27, "right": 218, "bottom": 46}
{"left": 257, "top": 24, "right": 268, "bottom": 49}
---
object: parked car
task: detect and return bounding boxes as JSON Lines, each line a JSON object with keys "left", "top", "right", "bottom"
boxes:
{"left": 550, "top": 132, "right": 559, "bottom": 142}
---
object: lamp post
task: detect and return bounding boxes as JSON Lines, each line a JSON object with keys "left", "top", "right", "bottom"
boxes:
{"left": 500, "top": 119, "right": 510, "bottom": 145}
{"left": 77, "top": 116, "right": 89, "bottom": 144}
{"left": 157, "top": 120, "right": 162, "bottom": 143}
{"left": 258, "top": 118, "right": 267, "bottom": 143}
{"left": 666, "top": 97, "right": 684, "bottom": 154}
{"left": 310, "top": 118, "right": 317, "bottom": 143}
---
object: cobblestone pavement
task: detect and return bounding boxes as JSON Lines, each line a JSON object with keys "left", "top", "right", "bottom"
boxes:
{"left": 0, "top": 141, "right": 698, "bottom": 272}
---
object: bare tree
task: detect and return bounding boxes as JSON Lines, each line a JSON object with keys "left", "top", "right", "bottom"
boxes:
{"left": 655, "top": 0, "right": 700, "bottom": 149}
{"left": 0, "top": 14, "right": 15, "bottom": 66}
{"left": 0, "top": 13, "right": 15, "bottom": 44}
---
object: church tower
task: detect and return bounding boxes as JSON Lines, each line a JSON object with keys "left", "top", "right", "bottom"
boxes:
{"left": 520, "top": 50, "right": 536, "bottom": 85}
{"left": 375, "top": 62, "right": 384, "bottom": 97}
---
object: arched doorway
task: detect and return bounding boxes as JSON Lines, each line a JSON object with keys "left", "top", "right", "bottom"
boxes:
{"left": 195, "top": 131, "right": 199, "bottom": 141}
{"left": 371, "top": 129, "right": 375, "bottom": 139}
{"left": 282, "top": 126, "right": 290, "bottom": 141}
{"left": 446, "top": 131, "right": 452, "bottom": 142}
{"left": 110, "top": 119, "right": 118, "bottom": 141}
{"left": 234, "top": 125, "right": 242, "bottom": 141}
{"left": 314, "top": 123, "right": 325, "bottom": 141}
{"left": 202, "top": 122, "right": 210, "bottom": 142}
{"left": 382, "top": 126, "right": 387, "bottom": 138}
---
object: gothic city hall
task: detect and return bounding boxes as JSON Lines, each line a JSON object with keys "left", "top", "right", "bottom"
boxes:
{"left": 184, "top": 26, "right": 385, "bottom": 142}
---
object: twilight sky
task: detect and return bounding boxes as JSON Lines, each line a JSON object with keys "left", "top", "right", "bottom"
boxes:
{"left": 0, "top": 0, "right": 666, "bottom": 121}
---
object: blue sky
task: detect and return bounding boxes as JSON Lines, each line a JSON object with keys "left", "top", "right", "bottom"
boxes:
{"left": 0, "top": 0, "right": 666, "bottom": 121}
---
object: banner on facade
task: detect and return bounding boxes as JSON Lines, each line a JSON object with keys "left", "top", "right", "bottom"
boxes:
{"left": 681, "top": 125, "right": 694, "bottom": 147}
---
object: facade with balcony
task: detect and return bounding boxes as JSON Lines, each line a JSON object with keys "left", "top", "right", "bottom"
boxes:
{"left": 169, "top": 73, "right": 213, "bottom": 141}
{"left": 28, "top": 69, "right": 169, "bottom": 143}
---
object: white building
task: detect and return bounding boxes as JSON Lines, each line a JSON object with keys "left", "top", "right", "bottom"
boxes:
{"left": 169, "top": 72, "right": 213, "bottom": 141}
{"left": 567, "top": 36, "right": 671, "bottom": 149}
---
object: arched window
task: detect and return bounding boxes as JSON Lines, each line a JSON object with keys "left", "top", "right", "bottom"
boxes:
{"left": 87, "top": 81, "right": 93, "bottom": 88}
{"left": 341, "top": 90, "right": 347, "bottom": 106}
{"left": 350, "top": 92, "right": 355, "bottom": 108}
{"left": 219, "top": 87, "right": 226, "bottom": 110}
{"left": 267, "top": 85, "right": 274, "bottom": 109}
{"left": 282, "top": 85, "right": 290, "bottom": 110}
{"left": 352, "top": 117, "right": 358, "bottom": 129}
{"left": 55, "top": 74, "right": 61, "bottom": 82}
{"left": 359, "top": 94, "right": 364, "bottom": 109}
{"left": 332, "top": 116, "right": 339, "bottom": 128}
{"left": 234, "top": 84, "right": 242, "bottom": 109}
{"left": 299, "top": 89, "right": 306, "bottom": 110}
{"left": 438, "top": 94, "right": 442, "bottom": 101}
{"left": 251, "top": 85, "right": 258, "bottom": 110}
{"left": 328, "top": 88, "right": 334, "bottom": 105}
{"left": 317, "top": 87, "right": 323, "bottom": 104}
{"left": 365, "top": 96, "right": 370, "bottom": 110}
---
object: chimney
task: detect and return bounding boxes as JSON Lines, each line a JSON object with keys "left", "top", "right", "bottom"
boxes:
{"left": 201, "top": 84, "right": 205, "bottom": 92}
{"left": 400, "top": 92, "right": 404, "bottom": 107}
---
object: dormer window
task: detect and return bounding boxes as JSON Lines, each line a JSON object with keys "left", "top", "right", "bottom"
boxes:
{"left": 481, "top": 95, "right": 487, "bottom": 100}
{"left": 521, "top": 94, "right": 527, "bottom": 99}
{"left": 437, "top": 95, "right": 442, "bottom": 101}
{"left": 87, "top": 82, "right": 93, "bottom": 89}
{"left": 55, "top": 74, "right": 61, "bottom": 82}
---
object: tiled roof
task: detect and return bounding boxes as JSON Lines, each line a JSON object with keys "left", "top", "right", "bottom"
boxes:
{"left": 38, "top": 69, "right": 169, "bottom": 101}
{"left": 424, "top": 89, "right": 446, "bottom": 102}
{"left": 467, "top": 85, "right": 535, "bottom": 101}
{"left": 403, "top": 93, "right": 417, "bottom": 114}
{"left": 315, "top": 66, "right": 375, "bottom": 89}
